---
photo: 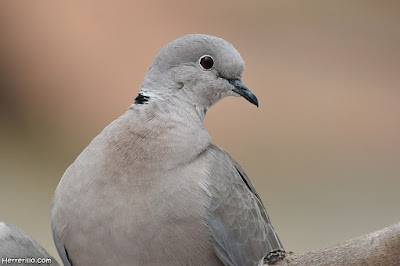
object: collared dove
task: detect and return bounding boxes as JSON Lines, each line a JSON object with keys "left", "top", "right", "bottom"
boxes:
{"left": 51, "top": 34, "right": 284, "bottom": 266}
{"left": 0, "top": 222, "right": 59, "bottom": 266}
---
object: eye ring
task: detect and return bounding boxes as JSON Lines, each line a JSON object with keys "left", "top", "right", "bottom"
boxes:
{"left": 199, "top": 55, "right": 214, "bottom": 70}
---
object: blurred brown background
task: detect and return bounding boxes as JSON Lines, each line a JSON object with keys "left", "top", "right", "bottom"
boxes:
{"left": 1, "top": 0, "right": 399, "bottom": 262}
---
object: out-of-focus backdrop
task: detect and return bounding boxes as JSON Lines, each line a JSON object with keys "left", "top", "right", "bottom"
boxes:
{"left": 1, "top": 0, "right": 399, "bottom": 262}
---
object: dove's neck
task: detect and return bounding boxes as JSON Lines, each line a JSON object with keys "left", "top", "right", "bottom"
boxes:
{"left": 105, "top": 99, "right": 211, "bottom": 171}
{"left": 139, "top": 68, "right": 218, "bottom": 111}
{"left": 131, "top": 92, "right": 208, "bottom": 125}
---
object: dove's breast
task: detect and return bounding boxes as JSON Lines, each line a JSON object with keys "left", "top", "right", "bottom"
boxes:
{"left": 52, "top": 113, "right": 223, "bottom": 265}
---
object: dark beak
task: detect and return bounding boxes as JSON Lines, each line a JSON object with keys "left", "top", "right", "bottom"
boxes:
{"left": 228, "top": 79, "right": 259, "bottom": 107}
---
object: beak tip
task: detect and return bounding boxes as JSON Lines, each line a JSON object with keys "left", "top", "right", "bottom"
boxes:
{"left": 250, "top": 98, "right": 259, "bottom": 107}
{"left": 253, "top": 96, "right": 259, "bottom": 107}
{"left": 228, "top": 79, "right": 259, "bottom": 108}
{"left": 249, "top": 94, "right": 259, "bottom": 107}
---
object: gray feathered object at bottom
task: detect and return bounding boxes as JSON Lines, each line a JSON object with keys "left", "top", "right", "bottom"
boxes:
{"left": 0, "top": 222, "right": 59, "bottom": 266}
{"left": 52, "top": 34, "right": 284, "bottom": 266}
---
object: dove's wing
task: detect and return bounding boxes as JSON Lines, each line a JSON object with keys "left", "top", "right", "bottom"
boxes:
{"left": 206, "top": 145, "right": 284, "bottom": 266}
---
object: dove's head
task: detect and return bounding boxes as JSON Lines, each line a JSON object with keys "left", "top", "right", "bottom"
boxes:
{"left": 138, "top": 34, "right": 258, "bottom": 109}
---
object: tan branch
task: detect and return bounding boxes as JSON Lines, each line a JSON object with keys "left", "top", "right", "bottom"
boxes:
{"left": 271, "top": 222, "right": 400, "bottom": 265}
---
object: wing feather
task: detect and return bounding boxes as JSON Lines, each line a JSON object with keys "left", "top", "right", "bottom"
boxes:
{"left": 206, "top": 145, "right": 284, "bottom": 266}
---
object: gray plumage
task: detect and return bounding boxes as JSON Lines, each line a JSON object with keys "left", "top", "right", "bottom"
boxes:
{"left": 0, "top": 222, "right": 59, "bottom": 266}
{"left": 51, "top": 34, "right": 284, "bottom": 266}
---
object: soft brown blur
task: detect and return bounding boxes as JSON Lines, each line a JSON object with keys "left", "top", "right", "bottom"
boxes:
{"left": 1, "top": 0, "right": 399, "bottom": 261}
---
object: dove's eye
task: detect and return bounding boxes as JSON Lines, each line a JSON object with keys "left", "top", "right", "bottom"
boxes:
{"left": 199, "top": 55, "right": 214, "bottom": 70}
